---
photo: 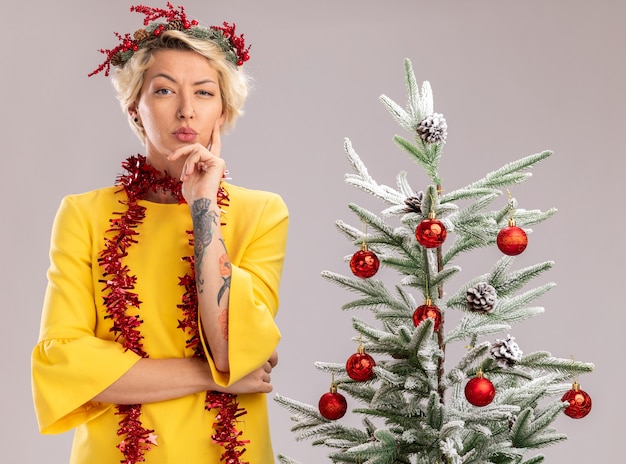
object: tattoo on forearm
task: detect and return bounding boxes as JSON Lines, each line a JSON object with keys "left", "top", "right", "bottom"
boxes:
{"left": 217, "top": 246, "right": 231, "bottom": 305}
{"left": 191, "top": 198, "right": 219, "bottom": 293}
{"left": 217, "top": 242, "right": 231, "bottom": 341}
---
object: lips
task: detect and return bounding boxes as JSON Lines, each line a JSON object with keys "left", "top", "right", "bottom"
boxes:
{"left": 173, "top": 127, "right": 198, "bottom": 142}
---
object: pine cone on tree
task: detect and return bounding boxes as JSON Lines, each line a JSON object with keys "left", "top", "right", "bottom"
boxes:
{"left": 466, "top": 282, "right": 497, "bottom": 313}
{"left": 490, "top": 335, "right": 523, "bottom": 368}
{"left": 417, "top": 113, "right": 447, "bottom": 144}
{"left": 404, "top": 191, "right": 425, "bottom": 214}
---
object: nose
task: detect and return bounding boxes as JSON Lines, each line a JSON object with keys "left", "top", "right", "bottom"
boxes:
{"left": 177, "top": 95, "right": 194, "bottom": 119}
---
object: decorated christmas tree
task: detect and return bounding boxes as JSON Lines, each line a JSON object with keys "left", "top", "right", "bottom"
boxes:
{"left": 275, "top": 59, "right": 594, "bottom": 464}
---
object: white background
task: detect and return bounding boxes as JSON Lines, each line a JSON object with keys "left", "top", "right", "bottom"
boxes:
{"left": 2, "top": 0, "right": 624, "bottom": 462}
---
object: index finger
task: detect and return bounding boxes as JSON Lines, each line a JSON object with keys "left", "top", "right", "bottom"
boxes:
{"left": 209, "top": 120, "right": 222, "bottom": 158}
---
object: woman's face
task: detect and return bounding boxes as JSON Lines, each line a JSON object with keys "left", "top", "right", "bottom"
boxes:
{"left": 134, "top": 49, "right": 225, "bottom": 166}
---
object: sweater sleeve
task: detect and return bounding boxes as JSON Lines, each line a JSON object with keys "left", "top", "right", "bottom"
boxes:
{"left": 206, "top": 192, "right": 289, "bottom": 386}
{"left": 32, "top": 195, "right": 141, "bottom": 434}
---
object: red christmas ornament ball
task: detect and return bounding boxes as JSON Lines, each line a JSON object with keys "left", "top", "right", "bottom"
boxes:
{"left": 561, "top": 382, "right": 592, "bottom": 419}
{"left": 346, "top": 351, "right": 376, "bottom": 382}
{"left": 497, "top": 225, "right": 528, "bottom": 256}
{"left": 415, "top": 218, "right": 447, "bottom": 248}
{"left": 350, "top": 249, "right": 380, "bottom": 278}
{"left": 318, "top": 390, "right": 347, "bottom": 420}
{"left": 465, "top": 374, "right": 496, "bottom": 407}
{"left": 412, "top": 302, "right": 443, "bottom": 331}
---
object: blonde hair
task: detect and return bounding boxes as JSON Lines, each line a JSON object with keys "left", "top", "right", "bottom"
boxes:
{"left": 111, "top": 30, "right": 251, "bottom": 143}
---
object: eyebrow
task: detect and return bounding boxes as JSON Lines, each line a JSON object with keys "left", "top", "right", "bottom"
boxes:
{"left": 151, "top": 72, "right": 218, "bottom": 86}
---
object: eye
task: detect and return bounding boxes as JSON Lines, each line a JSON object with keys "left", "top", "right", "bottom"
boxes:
{"left": 197, "top": 89, "right": 215, "bottom": 97}
{"left": 155, "top": 88, "right": 173, "bottom": 95}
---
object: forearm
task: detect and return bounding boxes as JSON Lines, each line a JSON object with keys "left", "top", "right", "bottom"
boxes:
{"left": 191, "top": 197, "right": 231, "bottom": 372}
{"left": 92, "top": 357, "right": 216, "bottom": 405}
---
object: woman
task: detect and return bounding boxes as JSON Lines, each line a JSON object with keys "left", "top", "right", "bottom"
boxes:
{"left": 31, "top": 4, "right": 288, "bottom": 463}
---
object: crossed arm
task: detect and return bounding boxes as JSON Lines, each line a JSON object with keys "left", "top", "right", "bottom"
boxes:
{"left": 92, "top": 352, "right": 278, "bottom": 405}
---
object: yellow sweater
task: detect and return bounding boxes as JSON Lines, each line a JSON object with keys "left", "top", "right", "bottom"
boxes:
{"left": 32, "top": 182, "right": 289, "bottom": 463}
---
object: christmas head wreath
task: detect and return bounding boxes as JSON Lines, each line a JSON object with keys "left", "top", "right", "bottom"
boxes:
{"left": 89, "top": 2, "right": 251, "bottom": 76}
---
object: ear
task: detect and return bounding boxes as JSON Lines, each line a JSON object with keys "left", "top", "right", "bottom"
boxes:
{"left": 128, "top": 104, "right": 140, "bottom": 122}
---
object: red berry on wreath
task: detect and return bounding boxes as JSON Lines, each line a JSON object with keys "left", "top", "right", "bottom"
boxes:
{"left": 346, "top": 344, "right": 376, "bottom": 381}
{"left": 497, "top": 218, "right": 528, "bottom": 256}
{"left": 465, "top": 371, "right": 496, "bottom": 407}
{"left": 350, "top": 244, "right": 380, "bottom": 278}
{"left": 561, "top": 381, "right": 592, "bottom": 419}
{"left": 412, "top": 298, "right": 443, "bottom": 331}
{"left": 415, "top": 212, "right": 447, "bottom": 248}
{"left": 318, "top": 383, "right": 347, "bottom": 420}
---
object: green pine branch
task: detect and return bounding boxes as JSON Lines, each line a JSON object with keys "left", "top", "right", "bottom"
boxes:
{"left": 445, "top": 282, "right": 554, "bottom": 344}
{"left": 445, "top": 259, "right": 554, "bottom": 310}
{"left": 466, "top": 151, "right": 553, "bottom": 190}
{"left": 517, "top": 351, "right": 594, "bottom": 377}
{"left": 344, "top": 138, "right": 409, "bottom": 207}
{"left": 392, "top": 135, "right": 443, "bottom": 185}
{"left": 320, "top": 271, "right": 412, "bottom": 316}
{"left": 510, "top": 403, "right": 568, "bottom": 449}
